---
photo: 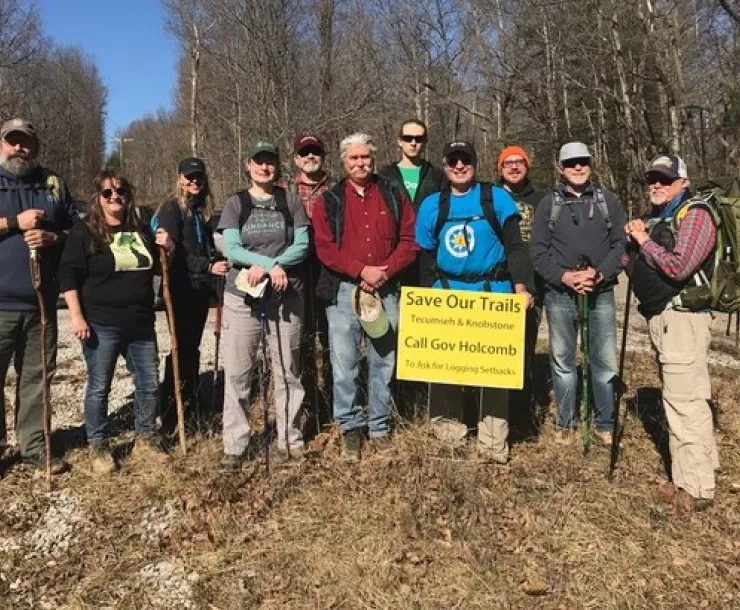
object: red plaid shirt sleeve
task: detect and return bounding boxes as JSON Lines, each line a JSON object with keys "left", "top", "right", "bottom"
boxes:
{"left": 641, "top": 207, "right": 716, "bottom": 281}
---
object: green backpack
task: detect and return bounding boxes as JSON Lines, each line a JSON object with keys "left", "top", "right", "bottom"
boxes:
{"left": 680, "top": 178, "right": 740, "bottom": 313}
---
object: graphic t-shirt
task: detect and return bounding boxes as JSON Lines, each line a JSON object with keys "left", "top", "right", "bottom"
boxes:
{"left": 415, "top": 183, "right": 519, "bottom": 292}
{"left": 398, "top": 165, "right": 422, "bottom": 202}
{"left": 58, "top": 222, "right": 157, "bottom": 331}
{"left": 218, "top": 190, "right": 310, "bottom": 297}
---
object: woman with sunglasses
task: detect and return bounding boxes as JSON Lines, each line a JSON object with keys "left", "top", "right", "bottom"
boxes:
{"left": 217, "top": 141, "right": 310, "bottom": 473}
{"left": 59, "top": 171, "right": 174, "bottom": 473}
{"left": 154, "top": 157, "right": 228, "bottom": 435}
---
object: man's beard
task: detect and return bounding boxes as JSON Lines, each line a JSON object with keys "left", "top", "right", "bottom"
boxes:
{"left": 1, "top": 154, "right": 37, "bottom": 177}
{"left": 300, "top": 160, "right": 322, "bottom": 174}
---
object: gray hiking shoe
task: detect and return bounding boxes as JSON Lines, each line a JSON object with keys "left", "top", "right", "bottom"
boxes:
{"left": 89, "top": 443, "right": 116, "bottom": 475}
{"left": 342, "top": 429, "right": 363, "bottom": 461}
{"left": 219, "top": 453, "right": 243, "bottom": 474}
{"left": 372, "top": 435, "right": 393, "bottom": 455}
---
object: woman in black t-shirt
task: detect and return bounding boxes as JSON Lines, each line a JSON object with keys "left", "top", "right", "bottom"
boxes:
{"left": 154, "top": 157, "right": 228, "bottom": 435}
{"left": 59, "top": 171, "right": 174, "bottom": 473}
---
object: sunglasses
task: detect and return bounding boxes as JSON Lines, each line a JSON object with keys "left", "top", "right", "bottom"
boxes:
{"left": 562, "top": 158, "right": 590, "bottom": 169}
{"left": 646, "top": 174, "right": 676, "bottom": 186}
{"left": 101, "top": 187, "right": 128, "bottom": 199}
{"left": 297, "top": 146, "right": 323, "bottom": 157}
{"left": 400, "top": 134, "right": 427, "bottom": 144}
{"left": 445, "top": 154, "right": 473, "bottom": 167}
{"left": 184, "top": 172, "right": 206, "bottom": 183}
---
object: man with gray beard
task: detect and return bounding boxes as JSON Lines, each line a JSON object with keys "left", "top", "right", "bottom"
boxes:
{"left": 0, "top": 119, "right": 78, "bottom": 474}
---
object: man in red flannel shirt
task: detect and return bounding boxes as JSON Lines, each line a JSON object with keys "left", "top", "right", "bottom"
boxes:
{"left": 626, "top": 154, "right": 718, "bottom": 513}
{"left": 312, "top": 132, "right": 418, "bottom": 460}
{"left": 290, "top": 133, "right": 333, "bottom": 434}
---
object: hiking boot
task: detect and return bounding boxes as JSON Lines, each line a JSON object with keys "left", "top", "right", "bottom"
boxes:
{"left": 476, "top": 444, "right": 508, "bottom": 465}
{"left": 675, "top": 488, "right": 714, "bottom": 513}
{"left": 219, "top": 453, "right": 244, "bottom": 474}
{"left": 371, "top": 435, "right": 392, "bottom": 455}
{"left": 133, "top": 433, "right": 170, "bottom": 463}
{"left": 21, "top": 452, "right": 68, "bottom": 475}
{"left": 342, "top": 428, "right": 363, "bottom": 461}
{"left": 594, "top": 430, "right": 613, "bottom": 445}
{"left": 89, "top": 443, "right": 116, "bottom": 475}
{"left": 554, "top": 428, "right": 578, "bottom": 445}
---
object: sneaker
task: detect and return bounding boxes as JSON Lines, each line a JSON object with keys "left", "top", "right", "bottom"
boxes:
{"left": 594, "top": 430, "right": 613, "bottom": 445}
{"left": 21, "top": 452, "right": 68, "bottom": 475}
{"left": 219, "top": 453, "right": 243, "bottom": 474}
{"left": 89, "top": 443, "right": 116, "bottom": 475}
{"left": 476, "top": 445, "right": 508, "bottom": 465}
{"left": 372, "top": 435, "right": 393, "bottom": 455}
{"left": 342, "top": 428, "right": 363, "bottom": 461}
{"left": 133, "top": 433, "right": 170, "bottom": 462}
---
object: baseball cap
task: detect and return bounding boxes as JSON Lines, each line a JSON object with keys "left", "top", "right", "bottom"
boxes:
{"left": 558, "top": 142, "right": 591, "bottom": 164}
{"left": 294, "top": 133, "right": 325, "bottom": 154}
{"left": 0, "top": 119, "right": 39, "bottom": 148}
{"left": 351, "top": 288, "right": 390, "bottom": 339}
{"left": 177, "top": 156, "right": 206, "bottom": 175}
{"left": 644, "top": 154, "right": 688, "bottom": 180}
{"left": 442, "top": 140, "right": 477, "bottom": 164}
{"left": 248, "top": 140, "right": 279, "bottom": 159}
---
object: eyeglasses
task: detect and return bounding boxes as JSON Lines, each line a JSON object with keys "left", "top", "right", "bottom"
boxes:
{"left": 400, "top": 134, "right": 427, "bottom": 144}
{"left": 501, "top": 159, "right": 526, "bottom": 169}
{"left": 646, "top": 174, "right": 676, "bottom": 186}
{"left": 562, "top": 158, "right": 590, "bottom": 169}
{"left": 297, "top": 146, "right": 323, "bottom": 157}
{"left": 100, "top": 187, "right": 127, "bottom": 199}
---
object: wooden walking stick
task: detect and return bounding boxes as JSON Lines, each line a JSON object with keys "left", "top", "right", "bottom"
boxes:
{"left": 159, "top": 247, "right": 187, "bottom": 454}
{"left": 29, "top": 249, "right": 52, "bottom": 483}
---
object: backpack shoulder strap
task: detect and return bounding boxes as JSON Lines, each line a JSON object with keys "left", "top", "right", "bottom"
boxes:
{"left": 433, "top": 188, "right": 451, "bottom": 241}
{"left": 594, "top": 187, "right": 612, "bottom": 231}
{"left": 671, "top": 194, "right": 721, "bottom": 231}
{"left": 548, "top": 189, "right": 565, "bottom": 232}
{"left": 236, "top": 189, "right": 252, "bottom": 229}
{"left": 479, "top": 181, "right": 502, "bottom": 241}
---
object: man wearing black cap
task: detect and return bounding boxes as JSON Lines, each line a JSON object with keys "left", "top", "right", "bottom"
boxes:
{"left": 626, "top": 154, "right": 719, "bottom": 512}
{"left": 530, "top": 142, "right": 625, "bottom": 446}
{"left": 0, "top": 118, "right": 78, "bottom": 473}
{"left": 290, "top": 133, "right": 333, "bottom": 434}
{"left": 415, "top": 140, "right": 532, "bottom": 463}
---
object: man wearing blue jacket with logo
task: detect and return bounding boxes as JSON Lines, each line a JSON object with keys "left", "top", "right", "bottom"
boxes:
{"left": 416, "top": 140, "right": 532, "bottom": 463}
{"left": 0, "top": 119, "right": 78, "bottom": 473}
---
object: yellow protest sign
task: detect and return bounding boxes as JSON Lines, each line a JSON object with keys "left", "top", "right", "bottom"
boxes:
{"left": 397, "top": 287, "right": 525, "bottom": 389}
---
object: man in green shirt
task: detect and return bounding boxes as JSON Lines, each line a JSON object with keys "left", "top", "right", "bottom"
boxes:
{"left": 497, "top": 145, "right": 546, "bottom": 423}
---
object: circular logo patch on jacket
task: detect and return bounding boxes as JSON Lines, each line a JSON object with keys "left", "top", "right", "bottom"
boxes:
{"left": 444, "top": 224, "right": 475, "bottom": 258}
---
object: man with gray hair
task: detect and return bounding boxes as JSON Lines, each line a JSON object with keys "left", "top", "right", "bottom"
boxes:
{"left": 312, "top": 133, "right": 418, "bottom": 460}
{"left": 530, "top": 142, "right": 625, "bottom": 445}
{"left": 0, "top": 118, "right": 78, "bottom": 474}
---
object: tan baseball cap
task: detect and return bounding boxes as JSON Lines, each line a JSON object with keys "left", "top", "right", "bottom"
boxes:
{"left": 0, "top": 118, "right": 39, "bottom": 147}
{"left": 351, "top": 288, "right": 390, "bottom": 339}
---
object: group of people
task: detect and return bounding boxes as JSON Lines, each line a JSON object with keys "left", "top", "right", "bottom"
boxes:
{"left": 0, "top": 116, "right": 722, "bottom": 511}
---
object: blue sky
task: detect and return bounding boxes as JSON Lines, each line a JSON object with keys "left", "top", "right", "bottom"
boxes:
{"left": 38, "top": 0, "right": 179, "bottom": 151}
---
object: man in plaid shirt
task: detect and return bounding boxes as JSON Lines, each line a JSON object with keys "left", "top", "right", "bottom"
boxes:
{"left": 290, "top": 133, "right": 333, "bottom": 433}
{"left": 626, "top": 154, "right": 718, "bottom": 513}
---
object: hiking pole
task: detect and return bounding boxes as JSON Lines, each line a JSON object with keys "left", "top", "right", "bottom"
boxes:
{"left": 210, "top": 275, "right": 224, "bottom": 419}
{"left": 258, "top": 295, "right": 271, "bottom": 476}
{"left": 608, "top": 275, "right": 633, "bottom": 481}
{"left": 159, "top": 248, "right": 187, "bottom": 454}
{"left": 577, "top": 257, "right": 592, "bottom": 454}
{"left": 29, "top": 249, "right": 52, "bottom": 484}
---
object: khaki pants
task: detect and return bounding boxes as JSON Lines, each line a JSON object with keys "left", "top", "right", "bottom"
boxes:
{"left": 221, "top": 292, "right": 305, "bottom": 456}
{"left": 648, "top": 309, "right": 718, "bottom": 499}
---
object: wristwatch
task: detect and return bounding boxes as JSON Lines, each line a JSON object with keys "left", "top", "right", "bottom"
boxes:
{"left": 6, "top": 216, "right": 19, "bottom": 232}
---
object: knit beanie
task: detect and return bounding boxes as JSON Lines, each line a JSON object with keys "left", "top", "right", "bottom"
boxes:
{"left": 497, "top": 146, "right": 531, "bottom": 170}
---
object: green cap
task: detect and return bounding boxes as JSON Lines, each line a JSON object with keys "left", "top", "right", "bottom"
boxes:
{"left": 351, "top": 288, "right": 390, "bottom": 339}
{"left": 248, "top": 140, "right": 279, "bottom": 159}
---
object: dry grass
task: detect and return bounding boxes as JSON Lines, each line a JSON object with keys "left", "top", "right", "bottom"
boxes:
{"left": 1, "top": 348, "right": 740, "bottom": 609}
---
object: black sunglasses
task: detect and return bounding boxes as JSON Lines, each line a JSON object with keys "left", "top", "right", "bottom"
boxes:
{"left": 562, "top": 157, "right": 590, "bottom": 169}
{"left": 646, "top": 173, "right": 676, "bottom": 186}
{"left": 400, "top": 134, "right": 427, "bottom": 144}
{"left": 101, "top": 187, "right": 127, "bottom": 199}
{"left": 184, "top": 172, "right": 206, "bottom": 183}
{"left": 445, "top": 154, "right": 473, "bottom": 167}
{"left": 297, "top": 146, "right": 324, "bottom": 157}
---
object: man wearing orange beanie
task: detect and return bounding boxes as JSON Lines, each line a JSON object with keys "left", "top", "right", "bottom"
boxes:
{"left": 496, "top": 145, "right": 545, "bottom": 420}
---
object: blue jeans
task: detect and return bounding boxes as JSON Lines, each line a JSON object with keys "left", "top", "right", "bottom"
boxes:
{"left": 83, "top": 322, "right": 159, "bottom": 444}
{"left": 325, "top": 282, "right": 399, "bottom": 438}
{"left": 544, "top": 289, "right": 617, "bottom": 431}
